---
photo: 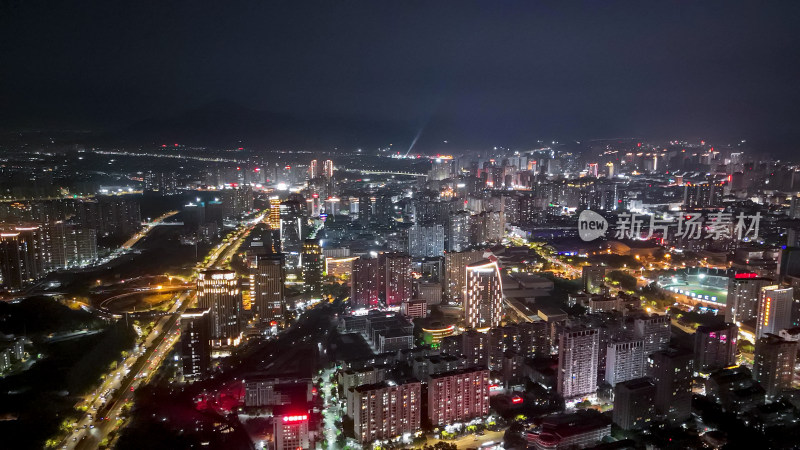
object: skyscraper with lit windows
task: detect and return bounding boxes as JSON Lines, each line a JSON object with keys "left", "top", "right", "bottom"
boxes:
{"left": 302, "top": 239, "right": 323, "bottom": 297}
{"left": 557, "top": 328, "right": 599, "bottom": 399}
{"left": 251, "top": 254, "right": 285, "bottom": 326}
{"left": 756, "top": 285, "right": 793, "bottom": 339}
{"left": 464, "top": 259, "right": 503, "bottom": 329}
{"left": 198, "top": 269, "right": 242, "bottom": 349}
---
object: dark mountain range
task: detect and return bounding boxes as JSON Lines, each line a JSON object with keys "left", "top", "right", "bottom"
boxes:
{"left": 116, "top": 100, "right": 415, "bottom": 151}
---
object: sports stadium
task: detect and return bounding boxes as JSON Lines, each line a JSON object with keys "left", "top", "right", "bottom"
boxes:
{"left": 657, "top": 267, "right": 734, "bottom": 312}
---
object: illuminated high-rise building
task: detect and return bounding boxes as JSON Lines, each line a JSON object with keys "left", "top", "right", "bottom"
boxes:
{"left": 42, "top": 223, "right": 97, "bottom": 270}
{"left": 221, "top": 186, "right": 254, "bottom": 219}
{"left": 308, "top": 159, "right": 319, "bottom": 179}
{"left": 269, "top": 197, "right": 282, "bottom": 229}
{"left": 633, "top": 315, "right": 670, "bottom": 355}
{"left": 274, "top": 412, "right": 311, "bottom": 450}
{"left": 0, "top": 225, "right": 44, "bottom": 290}
{"left": 586, "top": 162, "right": 599, "bottom": 178}
{"left": 726, "top": 275, "right": 772, "bottom": 324}
{"left": 443, "top": 250, "right": 485, "bottom": 303}
{"left": 353, "top": 380, "right": 421, "bottom": 444}
{"left": 302, "top": 239, "right": 323, "bottom": 297}
{"left": 581, "top": 265, "right": 605, "bottom": 294}
{"left": 351, "top": 257, "right": 379, "bottom": 309}
{"left": 648, "top": 348, "right": 692, "bottom": 422}
{"left": 447, "top": 211, "right": 471, "bottom": 252}
{"left": 251, "top": 254, "right": 285, "bottom": 326}
{"left": 198, "top": 269, "right": 242, "bottom": 348}
{"left": 280, "top": 199, "right": 305, "bottom": 268}
{"left": 408, "top": 223, "right": 445, "bottom": 258}
{"left": 612, "top": 377, "right": 655, "bottom": 431}
{"left": 605, "top": 340, "right": 645, "bottom": 385}
{"left": 757, "top": 285, "right": 793, "bottom": 339}
{"left": 557, "top": 328, "right": 599, "bottom": 399}
{"left": 378, "top": 252, "right": 412, "bottom": 306}
{"left": 694, "top": 323, "right": 737, "bottom": 371}
{"left": 464, "top": 259, "right": 503, "bottom": 329}
{"left": 180, "top": 308, "right": 211, "bottom": 379}
{"left": 428, "top": 367, "right": 490, "bottom": 426}
{"left": 754, "top": 333, "right": 798, "bottom": 398}
{"left": 322, "top": 159, "right": 334, "bottom": 179}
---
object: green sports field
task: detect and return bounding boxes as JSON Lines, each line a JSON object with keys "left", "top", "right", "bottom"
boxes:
{"left": 663, "top": 284, "right": 727, "bottom": 306}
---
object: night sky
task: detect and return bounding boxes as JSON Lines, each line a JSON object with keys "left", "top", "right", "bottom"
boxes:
{"left": 2, "top": 1, "right": 799, "bottom": 152}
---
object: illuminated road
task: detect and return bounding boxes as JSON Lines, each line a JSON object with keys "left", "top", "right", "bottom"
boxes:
{"left": 60, "top": 221, "right": 259, "bottom": 449}
{"left": 60, "top": 290, "right": 188, "bottom": 450}
{"left": 120, "top": 210, "right": 180, "bottom": 250}
{"left": 420, "top": 429, "right": 505, "bottom": 449}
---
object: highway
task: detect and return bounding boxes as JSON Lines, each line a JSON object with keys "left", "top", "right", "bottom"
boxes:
{"left": 59, "top": 221, "right": 256, "bottom": 450}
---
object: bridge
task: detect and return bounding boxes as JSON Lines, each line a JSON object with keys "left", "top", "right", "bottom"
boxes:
{"left": 354, "top": 170, "right": 427, "bottom": 177}
{"left": 94, "top": 285, "right": 192, "bottom": 318}
{"left": 120, "top": 210, "right": 180, "bottom": 249}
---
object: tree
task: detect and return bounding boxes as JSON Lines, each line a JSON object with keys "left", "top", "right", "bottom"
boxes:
{"left": 606, "top": 270, "right": 637, "bottom": 291}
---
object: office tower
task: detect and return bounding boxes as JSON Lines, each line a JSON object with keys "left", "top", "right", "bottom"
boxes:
{"left": 180, "top": 308, "right": 211, "bottom": 379}
{"left": 557, "top": 328, "right": 600, "bottom": 399}
{"left": 726, "top": 275, "right": 772, "bottom": 324}
{"left": 464, "top": 259, "right": 503, "bottom": 329}
{"left": 605, "top": 340, "right": 646, "bottom": 385}
{"left": 582, "top": 265, "right": 606, "bottom": 294}
{"left": 634, "top": 315, "right": 671, "bottom": 355}
{"left": 754, "top": 334, "right": 798, "bottom": 398}
{"left": 648, "top": 349, "right": 693, "bottom": 422}
{"left": 197, "top": 269, "right": 242, "bottom": 348}
{"left": 408, "top": 223, "right": 445, "bottom": 258}
{"left": 351, "top": 257, "right": 379, "bottom": 309}
{"left": 428, "top": 368, "right": 490, "bottom": 426}
{"left": 0, "top": 225, "right": 43, "bottom": 290}
{"left": 613, "top": 377, "right": 656, "bottom": 431}
{"left": 352, "top": 380, "right": 421, "bottom": 444}
{"left": 269, "top": 197, "right": 282, "bottom": 229}
{"left": 443, "top": 250, "right": 485, "bottom": 303}
{"left": 274, "top": 413, "right": 310, "bottom": 450}
{"left": 280, "top": 199, "right": 305, "bottom": 268}
{"left": 378, "top": 252, "right": 412, "bottom": 306}
{"left": 694, "top": 323, "right": 737, "bottom": 372}
{"left": 447, "top": 211, "right": 472, "bottom": 252}
{"left": 302, "top": 239, "right": 323, "bottom": 297}
{"left": 757, "top": 286, "right": 793, "bottom": 338}
{"left": 322, "top": 159, "right": 334, "bottom": 179}
{"left": 251, "top": 254, "right": 285, "bottom": 326}
{"left": 42, "top": 223, "right": 97, "bottom": 270}
{"left": 308, "top": 159, "right": 319, "bottom": 179}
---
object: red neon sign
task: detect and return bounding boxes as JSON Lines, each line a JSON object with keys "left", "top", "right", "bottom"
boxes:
{"left": 735, "top": 273, "right": 758, "bottom": 279}
{"left": 511, "top": 396, "right": 523, "bottom": 404}
{"left": 283, "top": 414, "right": 308, "bottom": 423}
